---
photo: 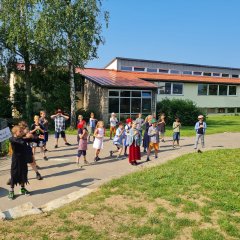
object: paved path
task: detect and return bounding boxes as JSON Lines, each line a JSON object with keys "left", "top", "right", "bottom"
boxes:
{"left": 0, "top": 133, "right": 239, "bottom": 212}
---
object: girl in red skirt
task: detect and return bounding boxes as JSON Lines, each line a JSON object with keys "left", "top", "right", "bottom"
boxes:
{"left": 128, "top": 121, "right": 142, "bottom": 165}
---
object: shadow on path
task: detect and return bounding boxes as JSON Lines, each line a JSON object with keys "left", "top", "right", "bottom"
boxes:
{"left": 31, "top": 178, "right": 100, "bottom": 196}
{"left": 0, "top": 187, "right": 9, "bottom": 198}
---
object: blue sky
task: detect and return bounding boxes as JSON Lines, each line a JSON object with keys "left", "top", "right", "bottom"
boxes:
{"left": 87, "top": 0, "right": 240, "bottom": 69}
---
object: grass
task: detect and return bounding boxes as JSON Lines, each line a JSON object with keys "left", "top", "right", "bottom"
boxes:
{"left": 65, "top": 115, "right": 240, "bottom": 137}
{"left": 1, "top": 149, "right": 240, "bottom": 239}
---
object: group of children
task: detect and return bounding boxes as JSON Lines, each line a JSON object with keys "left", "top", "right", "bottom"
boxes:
{"left": 76, "top": 112, "right": 207, "bottom": 166}
{"left": 8, "top": 110, "right": 206, "bottom": 200}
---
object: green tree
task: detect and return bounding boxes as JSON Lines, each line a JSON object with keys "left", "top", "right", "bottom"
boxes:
{"left": 0, "top": 0, "right": 42, "bottom": 121}
{"left": 0, "top": 80, "right": 12, "bottom": 118}
{"left": 36, "top": 0, "right": 109, "bottom": 128}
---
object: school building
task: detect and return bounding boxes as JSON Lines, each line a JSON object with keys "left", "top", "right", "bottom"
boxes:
{"left": 77, "top": 57, "right": 240, "bottom": 123}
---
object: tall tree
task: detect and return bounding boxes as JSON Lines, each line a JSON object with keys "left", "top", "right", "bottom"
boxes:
{"left": 0, "top": 0, "right": 41, "bottom": 121}
{"left": 36, "top": 0, "right": 109, "bottom": 128}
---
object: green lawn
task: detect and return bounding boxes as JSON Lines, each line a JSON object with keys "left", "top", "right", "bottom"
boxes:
{"left": 1, "top": 149, "right": 240, "bottom": 239}
{"left": 66, "top": 115, "right": 240, "bottom": 137}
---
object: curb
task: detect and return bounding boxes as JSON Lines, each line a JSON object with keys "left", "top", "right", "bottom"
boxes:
{"left": 0, "top": 187, "right": 95, "bottom": 220}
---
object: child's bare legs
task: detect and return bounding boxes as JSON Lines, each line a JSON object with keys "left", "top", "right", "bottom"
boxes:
{"left": 124, "top": 146, "right": 128, "bottom": 156}
{"left": 117, "top": 147, "right": 123, "bottom": 157}
{"left": 95, "top": 149, "right": 101, "bottom": 161}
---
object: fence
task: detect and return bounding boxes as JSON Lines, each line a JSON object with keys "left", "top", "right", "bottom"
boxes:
{"left": 0, "top": 118, "right": 10, "bottom": 156}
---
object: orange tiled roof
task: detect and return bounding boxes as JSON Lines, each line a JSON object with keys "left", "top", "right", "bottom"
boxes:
{"left": 76, "top": 68, "right": 157, "bottom": 88}
{"left": 77, "top": 68, "right": 240, "bottom": 87}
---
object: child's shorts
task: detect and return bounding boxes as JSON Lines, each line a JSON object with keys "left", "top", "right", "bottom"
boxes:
{"left": 32, "top": 141, "right": 44, "bottom": 147}
{"left": 77, "top": 150, "right": 86, "bottom": 157}
{"left": 55, "top": 131, "right": 66, "bottom": 139}
{"left": 115, "top": 143, "right": 123, "bottom": 149}
{"left": 149, "top": 142, "right": 159, "bottom": 151}
{"left": 173, "top": 132, "right": 180, "bottom": 141}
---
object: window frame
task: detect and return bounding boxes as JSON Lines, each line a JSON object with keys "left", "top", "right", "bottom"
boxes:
{"left": 157, "top": 82, "right": 184, "bottom": 95}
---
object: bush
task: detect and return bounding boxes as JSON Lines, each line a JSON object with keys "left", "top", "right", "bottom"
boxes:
{"left": 75, "top": 108, "right": 100, "bottom": 124}
{"left": 156, "top": 98, "right": 205, "bottom": 125}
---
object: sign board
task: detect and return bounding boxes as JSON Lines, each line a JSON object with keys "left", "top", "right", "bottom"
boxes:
{"left": 0, "top": 127, "right": 12, "bottom": 143}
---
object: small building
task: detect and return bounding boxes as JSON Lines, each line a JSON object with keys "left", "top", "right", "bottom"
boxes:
{"left": 77, "top": 57, "right": 240, "bottom": 122}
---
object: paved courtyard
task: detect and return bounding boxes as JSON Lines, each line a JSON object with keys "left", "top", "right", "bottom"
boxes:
{"left": 0, "top": 132, "right": 239, "bottom": 213}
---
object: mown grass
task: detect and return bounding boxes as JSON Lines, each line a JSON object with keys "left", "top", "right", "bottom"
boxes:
{"left": 0, "top": 149, "right": 240, "bottom": 239}
{"left": 66, "top": 115, "right": 240, "bottom": 137}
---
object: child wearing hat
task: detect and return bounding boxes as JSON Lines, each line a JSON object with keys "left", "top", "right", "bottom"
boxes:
{"left": 146, "top": 118, "right": 160, "bottom": 161}
{"left": 194, "top": 115, "right": 207, "bottom": 152}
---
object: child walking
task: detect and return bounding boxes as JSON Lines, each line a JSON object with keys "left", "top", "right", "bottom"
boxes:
{"left": 109, "top": 112, "right": 118, "bottom": 139}
{"left": 158, "top": 113, "right": 166, "bottom": 142}
{"left": 93, "top": 121, "right": 105, "bottom": 161}
{"left": 88, "top": 112, "right": 97, "bottom": 142}
{"left": 146, "top": 118, "right": 160, "bottom": 161}
{"left": 110, "top": 122, "right": 125, "bottom": 159}
{"left": 128, "top": 121, "right": 141, "bottom": 165}
{"left": 172, "top": 117, "right": 181, "bottom": 148}
{"left": 76, "top": 123, "right": 89, "bottom": 167}
{"left": 124, "top": 118, "right": 132, "bottom": 156}
{"left": 194, "top": 115, "right": 207, "bottom": 152}
{"left": 39, "top": 110, "right": 49, "bottom": 152}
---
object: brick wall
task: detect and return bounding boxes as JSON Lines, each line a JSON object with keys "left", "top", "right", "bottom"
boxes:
{"left": 83, "top": 78, "right": 109, "bottom": 124}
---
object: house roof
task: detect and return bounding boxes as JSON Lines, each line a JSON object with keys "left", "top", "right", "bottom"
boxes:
{"left": 77, "top": 68, "right": 240, "bottom": 86}
{"left": 105, "top": 57, "right": 240, "bottom": 71}
{"left": 76, "top": 68, "right": 158, "bottom": 89}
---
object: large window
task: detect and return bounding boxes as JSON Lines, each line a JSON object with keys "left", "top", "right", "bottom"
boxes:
{"left": 219, "top": 85, "right": 228, "bottom": 95}
{"left": 198, "top": 84, "right": 208, "bottom": 95}
{"left": 198, "top": 84, "right": 237, "bottom": 96}
{"left": 108, "top": 90, "right": 152, "bottom": 117}
{"left": 158, "top": 82, "right": 183, "bottom": 95}
{"left": 209, "top": 85, "right": 218, "bottom": 95}
{"left": 158, "top": 69, "right": 169, "bottom": 74}
{"left": 121, "top": 66, "right": 132, "bottom": 71}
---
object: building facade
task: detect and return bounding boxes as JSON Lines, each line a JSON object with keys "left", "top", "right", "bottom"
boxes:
{"left": 102, "top": 57, "right": 240, "bottom": 115}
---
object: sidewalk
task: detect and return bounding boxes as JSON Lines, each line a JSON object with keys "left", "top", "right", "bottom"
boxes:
{"left": 0, "top": 133, "right": 239, "bottom": 213}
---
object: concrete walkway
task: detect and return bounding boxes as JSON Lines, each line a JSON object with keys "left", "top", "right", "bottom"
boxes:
{"left": 0, "top": 133, "right": 239, "bottom": 216}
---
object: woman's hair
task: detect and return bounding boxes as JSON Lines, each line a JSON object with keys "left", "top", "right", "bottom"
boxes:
{"left": 96, "top": 120, "right": 104, "bottom": 128}
{"left": 78, "top": 115, "right": 83, "bottom": 119}
{"left": 11, "top": 125, "right": 21, "bottom": 135}
{"left": 34, "top": 115, "right": 39, "bottom": 120}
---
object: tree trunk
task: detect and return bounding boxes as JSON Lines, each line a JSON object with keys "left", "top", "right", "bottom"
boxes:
{"left": 25, "top": 61, "right": 32, "bottom": 123}
{"left": 69, "top": 61, "right": 76, "bottom": 128}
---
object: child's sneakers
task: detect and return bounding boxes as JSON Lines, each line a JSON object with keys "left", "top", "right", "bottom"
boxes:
{"left": 20, "top": 187, "right": 30, "bottom": 196}
{"left": 84, "top": 160, "right": 89, "bottom": 165}
{"left": 109, "top": 150, "right": 113, "bottom": 157}
{"left": 155, "top": 155, "right": 158, "bottom": 159}
{"left": 8, "top": 191, "right": 15, "bottom": 200}
{"left": 146, "top": 157, "right": 150, "bottom": 162}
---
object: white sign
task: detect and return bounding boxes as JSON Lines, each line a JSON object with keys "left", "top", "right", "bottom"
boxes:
{"left": 0, "top": 127, "right": 12, "bottom": 143}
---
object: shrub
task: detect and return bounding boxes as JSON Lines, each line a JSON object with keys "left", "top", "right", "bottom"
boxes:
{"left": 156, "top": 98, "right": 205, "bottom": 125}
{"left": 75, "top": 108, "right": 100, "bottom": 123}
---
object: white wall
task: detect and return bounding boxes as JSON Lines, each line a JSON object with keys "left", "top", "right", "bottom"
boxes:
{"left": 156, "top": 83, "right": 240, "bottom": 108}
